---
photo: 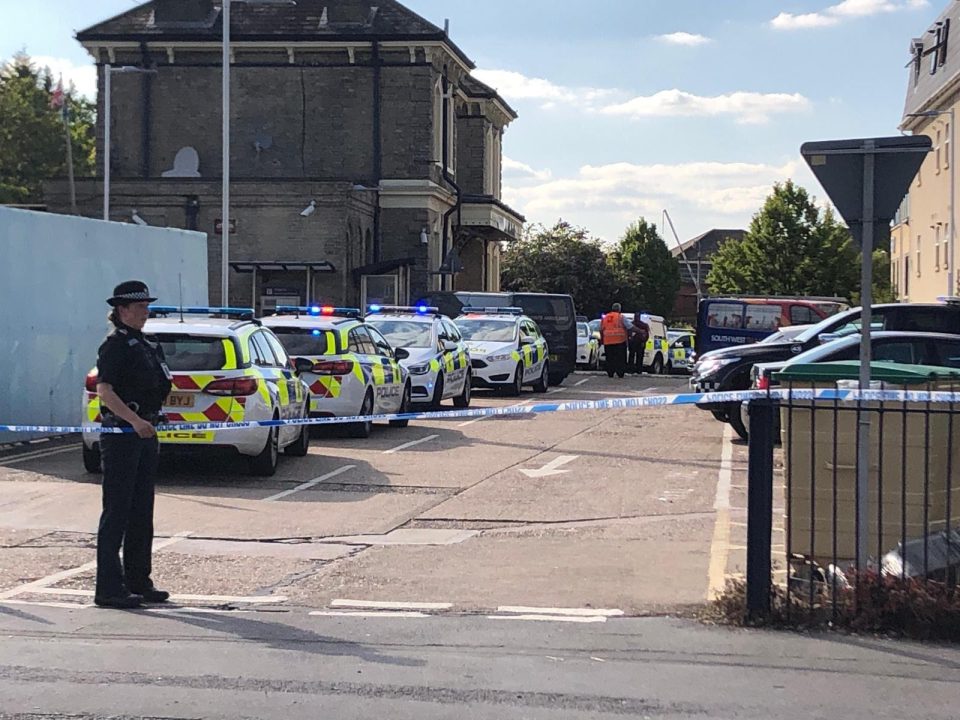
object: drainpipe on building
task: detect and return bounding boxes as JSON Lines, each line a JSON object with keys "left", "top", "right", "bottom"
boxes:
{"left": 372, "top": 41, "right": 383, "bottom": 263}
{"left": 440, "top": 70, "right": 462, "bottom": 292}
{"left": 139, "top": 42, "right": 153, "bottom": 178}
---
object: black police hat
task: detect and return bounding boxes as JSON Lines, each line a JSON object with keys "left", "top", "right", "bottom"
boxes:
{"left": 107, "top": 280, "right": 157, "bottom": 307}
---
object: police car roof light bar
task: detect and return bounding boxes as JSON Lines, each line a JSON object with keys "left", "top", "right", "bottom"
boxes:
{"left": 276, "top": 305, "right": 362, "bottom": 318}
{"left": 462, "top": 306, "right": 523, "bottom": 316}
{"left": 149, "top": 305, "right": 255, "bottom": 320}
{"left": 938, "top": 296, "right": 960, "bottom": 306}
{"left": 367, "top": 305, "right": 441, "bottom": 316}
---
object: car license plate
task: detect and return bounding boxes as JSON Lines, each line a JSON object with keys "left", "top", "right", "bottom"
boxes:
{"left": 157, "top": 430, "right": 213, "bottom": 444}
{"left": 166, "top": 393, "right": 194, "bottom": 408}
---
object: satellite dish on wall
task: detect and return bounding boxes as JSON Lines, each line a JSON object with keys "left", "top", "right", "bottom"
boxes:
{"left": 161, "top": 146, "right": 201, "bottom": 177}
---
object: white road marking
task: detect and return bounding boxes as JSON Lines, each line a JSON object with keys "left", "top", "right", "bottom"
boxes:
{"left": 383, "top": 434, "right": 438, "bottom": 454}
{"left": 1, "top": 599, "right": 93, "bottom": 610}
{"left": 0, "top": 531, "right": 191, "bottom": 601}
{"left": 707, "top": 424, "right": 735, "bottom": 601}
{"left": 487, "top": 614, "right": 607, "bottom": 623}
{"left": 31, "top": 588, "right": 287, "bottom": 604}
{"left": 458, "top": 400, "right": 532, "bottom": 427}
{"left": 331, "top": 599, "right": 453, "bottom": 610}
{"left": 518, "top": 455, "right": 578, "bottom": 478}
{"left": 575, "top": 378, "right": 591, "bottom": 387}
{"left": 263, "top": 465, "right": 356, "bottom": 501}
{"left": 310, "top": 610, "right": 429, "bottom": 618}
{"left": 497, "top": 605, "right": 624, "bottom": 617}
{"left": 1, "top": 445, "right": 80, "bottom": 465}
{"left": 547, "top": 388, "right": 564, "bottom": 395}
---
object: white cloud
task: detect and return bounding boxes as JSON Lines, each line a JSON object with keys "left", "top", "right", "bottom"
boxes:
{"left": 600, "top": 89, "right": 811, "bottom": 125}
{"left": 771, "top": 0, "right": 929, "bottom": 30}
{"left": 474, "top": 69, "right": 809, "bottom": 123}
{"left": 502, "top": 160, "right": 811, "bottom": 243}
{"left": 657, "top": 32, "right": 711, "bottom": 46}
{"left": 503, "top": 156, "right": 552, "bottom": 182}
{"left": 29, "top": 55, "right": 97, "bottom": 100}
{"left": 473, "top": 68, "right": 617, "bottom": 109}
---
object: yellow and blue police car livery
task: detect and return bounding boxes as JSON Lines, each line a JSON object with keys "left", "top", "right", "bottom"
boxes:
{"left": 82, "top": 306, "right": 311, "bottom": 476}
{"left": 454, "top": 308, "right": 550, "bottom": 395}
{"left": 667, "top": 330, "right": 695, "bottom": 373}
{"left": 260, "top": 306, "right": 411, "bottom": 437}
{"left": 365, "top": 306, "right": 472, "bottom": 409}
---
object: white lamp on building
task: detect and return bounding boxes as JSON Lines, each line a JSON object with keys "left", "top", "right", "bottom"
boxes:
{"left": 102, "top": 65, "right": 156, "bottom": 222}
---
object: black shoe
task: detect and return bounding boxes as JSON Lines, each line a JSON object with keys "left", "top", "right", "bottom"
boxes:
{"left": 130, "top": 586, "right": 170, "bottom": 603}
{"left": 94, "top": 592, "right": 143, "bottom": 609}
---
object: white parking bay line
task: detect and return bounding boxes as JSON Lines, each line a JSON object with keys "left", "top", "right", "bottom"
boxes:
{"left": 487, "top": 614, "right": 608, "bottom": 624}
{"left": 575, "top": 378, "right": 591, "bottom": 387}
{"left": 458, "top": 400, "right": 532, "bottom": 427}
{"left": 0, "top": 531, "right": 191, "bottom": 601}
{"left": 310, "top": 610, "right": 429, "bottom": 618}
{"left": 331, "top": 599, "right": 453, "bottom": 610}
{"left": 497, "top": 605, "right": 624, "bottom": 617}
{"left": 383, "top": 435, "right": 438, "bottom": 454}
{"left": 2, "top": 445, "right": 80, "bottom": 465}
{"left": 263, "top": 465, "right": 356, "bottom": 502}
{"left": 32, "top": 588, "right": 287, "bottom": 604}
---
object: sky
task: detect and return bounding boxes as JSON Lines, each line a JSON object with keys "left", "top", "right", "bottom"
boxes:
{"left": 0, "top": 0, "right": 941, "bottom": 247}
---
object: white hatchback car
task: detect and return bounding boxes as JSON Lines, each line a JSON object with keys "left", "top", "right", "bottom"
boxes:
{"left": 260, "top": 306, "right": 412, "bottom": 438}
{"left": 455, "top": 308, "right": 550, "bottom": 395}
{"left": 82, "top": 307, "right": 311, "bottom": 476}
{"left": 365, "top": 306, "right": 472, "bottom": 409}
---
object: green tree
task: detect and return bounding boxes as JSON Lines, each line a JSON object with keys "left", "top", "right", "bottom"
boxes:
{"left": 500, "top": 221, "right": 617, "bottom": 317}
{"left": 608, "top": 218, "right": 681, "bottom": 318}
{"left": 0, "top": 53, "right": 95, "bottom": 204}
{"left": 851, "top": 249, "right": 894, "bottom": 305}
{"left": 707, "top": 180, "right": 859, "bottom": 299}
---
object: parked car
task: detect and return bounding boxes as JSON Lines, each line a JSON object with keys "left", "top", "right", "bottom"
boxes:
{"left": 691, "top": 302, "right": 960, "bottom": 440}
{"left": 667, "top": 330, "right": 695, "bottom": 374}
{"left": 739, "top": 331, "right": 960, "bottom": 439}
{"left": 576, "top": 321, "right": 600, "bottom": 369}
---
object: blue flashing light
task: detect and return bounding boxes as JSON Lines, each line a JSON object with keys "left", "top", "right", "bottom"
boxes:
{"left": 417, "top": 305, "right": 429, "bottom": 314}
{"left": 149, "top": 305, "right": 254, "bottom": 319}
{"left": 368, "top": 304, "right": 383, "bottom": 313}
{"left": 310, "top": 305, "right": 322, "bottom": 315}
{"left": 275, "top": 305, "right": 361, "bottom": 318}
{"left": 311, "top": 329, "right": 321, "bottom": 336}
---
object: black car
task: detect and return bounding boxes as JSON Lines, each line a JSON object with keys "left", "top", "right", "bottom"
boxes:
{"left": 691, "top": 302, "right": 960, "bottom": 439}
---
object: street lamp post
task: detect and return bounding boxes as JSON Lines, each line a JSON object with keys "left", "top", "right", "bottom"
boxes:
{"left": 220, "top": 0, "right": 295, "bottom": 306}
{"left": 907, "top": 108, "right": 956, "bottom": 296}
{"left": 103, "top": 65, "right": 155, "bottom": 221}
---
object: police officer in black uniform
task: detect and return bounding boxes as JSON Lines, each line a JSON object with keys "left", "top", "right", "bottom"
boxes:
{"left": 94, "top": 281, "right": 173, "bottom": 609}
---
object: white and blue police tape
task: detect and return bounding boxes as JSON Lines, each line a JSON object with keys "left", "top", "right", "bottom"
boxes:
{"left": 2, "top": 387, "right": 960, "bottom": 435}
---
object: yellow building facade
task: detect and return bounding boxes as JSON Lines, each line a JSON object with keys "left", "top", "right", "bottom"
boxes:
{"left": 892, "top": 3, "right": 957, "bottom": 302}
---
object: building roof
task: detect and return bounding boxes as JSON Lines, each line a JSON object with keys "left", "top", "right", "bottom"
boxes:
{"left": 76, "top": 0, "right": 475, "bottom": 68}
{"left": 901, "top": 3, "right": 960, "bottom": 125}
{"left": 670, "top": 229, "right": 745, "bottom": 259}
{"left": 461, "top": 73, "right": 517, "bottom": 120}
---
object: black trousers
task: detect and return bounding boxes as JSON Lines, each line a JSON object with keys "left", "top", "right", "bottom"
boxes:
{"left": 605, "top": 342, "right": 627, "bottom": 378}
{"left": 96, "top": 433, "right": 159, "bottom": 597}
{"left": 627, "top": 344, "right": 644, "bottom": 373}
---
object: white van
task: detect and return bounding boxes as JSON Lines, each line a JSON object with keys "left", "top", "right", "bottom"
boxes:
{"left": 597, "top": 312, "right": 671, "bottom": 374}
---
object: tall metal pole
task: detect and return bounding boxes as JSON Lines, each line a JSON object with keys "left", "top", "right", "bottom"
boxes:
{"left": 856, "top": 140, "right": 875, "bottom": 572}
{"left": 950, "top": 108, "right": 956, "bottom": 296}
{"left": 103, "top": 64, "right": 112, "bottom": 221}
{"left": 222, "top": 0, "right": 231, "bottom": 306}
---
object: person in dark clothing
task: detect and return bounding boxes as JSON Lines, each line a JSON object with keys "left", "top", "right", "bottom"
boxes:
{"left": 94, "top": 281, "right": 172, "bottom": 609}
{"left": 627, "top": 317, "right": 650, "bottom": 374}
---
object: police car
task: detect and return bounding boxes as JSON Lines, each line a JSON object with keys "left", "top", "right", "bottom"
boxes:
{"left": 365, "top": 306, "right": 472, "bottom": 408}
{"left": 667, "top": 329, "right": 695, "bottom": 374}
{"left": 260, "top": 306, "right": 411, "bottom": 438}
{"left": 455, "top": 307, "right": 550, "bottom": 395}
{"left": 577, "top": 319, "right": 600, "bottom": 370}
{"left": 82, "top": 307, "right": 311, "bottom": 477}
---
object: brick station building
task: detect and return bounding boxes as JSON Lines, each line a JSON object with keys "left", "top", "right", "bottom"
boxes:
{"left": 46, "top": 0, "right": 524, "bottom": 311}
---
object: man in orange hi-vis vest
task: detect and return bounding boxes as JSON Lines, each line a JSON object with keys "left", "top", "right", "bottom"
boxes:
{"left": 600, "top": 302, "right": 633, "bottom": 379}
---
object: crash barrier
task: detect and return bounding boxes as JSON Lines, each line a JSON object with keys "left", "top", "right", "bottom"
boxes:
{"left": 3, "top": 388, "right": 960, "bottom": 435}
{"left": 746, "top": 380, "right": 960, "bottom": 624}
